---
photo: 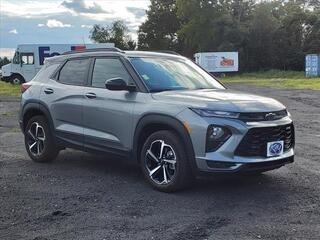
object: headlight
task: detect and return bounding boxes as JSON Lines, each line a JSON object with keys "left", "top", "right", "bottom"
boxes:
{"left": 206, "top": 125, "right": 231, "bottom": 152}
{"left": 190, "top": 108, "right": 239, "bottom": 119}
{"left": 287, "top": 110, "right": 291, "bottom": 117}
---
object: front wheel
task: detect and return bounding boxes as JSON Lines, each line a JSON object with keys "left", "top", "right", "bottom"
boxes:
{"left": 140, "top": 130, "right": 193, "bottom": 192}
{"left": 24, "top": 116, "right": 59, "bottom": 162}
{"left": 10, "top": 75, "right": 24, "bottom": 85}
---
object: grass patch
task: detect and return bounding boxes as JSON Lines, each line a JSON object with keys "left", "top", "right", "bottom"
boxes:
{"left": 2, "top": 112, "right": 14, "bottom": 117}
{"left": 221, "top": 70, "right": 320, "bottom": 90}
{"left": 10, "top": 127, "right": 21, "bottom": 133}
{"left": 0, "top": 81, "right": 21, "bottom": 97}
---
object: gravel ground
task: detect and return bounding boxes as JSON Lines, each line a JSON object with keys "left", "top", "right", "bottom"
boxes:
{"left": 0, "top": 83, "right": 319, "bottom": 240}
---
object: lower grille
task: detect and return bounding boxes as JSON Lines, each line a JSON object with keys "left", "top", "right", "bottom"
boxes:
{"left": 241, "top": 156, "right": 294, "bottom": 171}
{"left": 235, "top": 124, "right": 295, "bottom": 157}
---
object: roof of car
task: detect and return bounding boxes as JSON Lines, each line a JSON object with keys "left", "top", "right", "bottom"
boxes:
{"left": 45, "top": 48, "right": 184, "bottom": 64}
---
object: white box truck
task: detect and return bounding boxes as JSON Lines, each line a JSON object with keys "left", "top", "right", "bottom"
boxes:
{"left": 194, "top": 52, "right": 239, "bottom": 73}
{"left": 1, "top": 43, "right": 114, "bottom": 84}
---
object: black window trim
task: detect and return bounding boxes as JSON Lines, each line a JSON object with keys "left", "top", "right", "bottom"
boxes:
{"left": 50, "top": 54, "right": 149, "bottom": 92}
{"left": 121, "top": 56, "right": 148, "bottom": 93}
{"left": 56, "top": 57, "right": 92, "bottom": 87}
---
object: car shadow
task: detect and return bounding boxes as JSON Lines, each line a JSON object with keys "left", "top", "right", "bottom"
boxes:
{"left": 51, "top": 149, "right": 293, "bottom": 197}
{"left": 23, "top": 148, "right": 301, "bottom": 237}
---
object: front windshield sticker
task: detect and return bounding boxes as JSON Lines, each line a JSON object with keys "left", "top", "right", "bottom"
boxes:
{"left": 142, "top": 74, "right": 150, "bottom": 80}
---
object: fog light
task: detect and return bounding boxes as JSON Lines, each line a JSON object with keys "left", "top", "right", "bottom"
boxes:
{"left": 208, "top": 126, "right": 225, "bottom": 140}
{"left": 206, "top": 125, "right": 231, "bottom": 152}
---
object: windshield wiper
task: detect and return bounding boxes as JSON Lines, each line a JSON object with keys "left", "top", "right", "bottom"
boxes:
{"left": 150, "top": 87, "right": 187, "bottom": 93}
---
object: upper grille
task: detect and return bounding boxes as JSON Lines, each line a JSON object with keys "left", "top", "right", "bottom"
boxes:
{"left": 239, "top": 109, "right": 288, "bottom": 122}
{"left": 235, "top": 124, "right": 295, "bottom": 157}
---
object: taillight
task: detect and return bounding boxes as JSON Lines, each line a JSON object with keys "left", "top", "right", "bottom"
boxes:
{"left": 21, "top": 83, "right": 32, "bottom": 93}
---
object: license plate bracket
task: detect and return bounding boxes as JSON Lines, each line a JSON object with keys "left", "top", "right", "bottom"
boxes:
{"left": 267, "top": 140, "right": 284, "bottom": 157}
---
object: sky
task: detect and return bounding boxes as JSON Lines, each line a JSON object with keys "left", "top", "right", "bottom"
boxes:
{"left": 0, "top": 0, "right": 150, "bottom": 58}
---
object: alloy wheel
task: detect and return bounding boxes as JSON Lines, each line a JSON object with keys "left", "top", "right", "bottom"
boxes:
{"left": 145, "top": 140, "right": 177, "bottom": 185}
{"left": 26, "top": 122, "right": 46, "bottom": 156}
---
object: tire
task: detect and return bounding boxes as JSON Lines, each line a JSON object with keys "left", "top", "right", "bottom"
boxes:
{"left": 24, "top": 115, "right": 59, "bottom": 162}
{"left": 10, "top": 75, "right": 24, "bottom": 85}
{"left": 140, "top": 130, "right": 193, "bottom": 192}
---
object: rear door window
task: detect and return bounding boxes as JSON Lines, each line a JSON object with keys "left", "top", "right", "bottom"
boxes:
{"left": 59, "top": 58, "right": 89, "bottom": 85}
{"left": 91, "top": 58, "right": 131, "bottom": 88}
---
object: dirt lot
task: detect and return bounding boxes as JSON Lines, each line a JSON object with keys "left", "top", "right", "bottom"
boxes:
{"left": 0, "top": 83, "right": 319, "bottom": 240}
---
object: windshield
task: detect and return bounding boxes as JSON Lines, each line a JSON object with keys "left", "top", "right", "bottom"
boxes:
{"left": 13, "top": 51, "right": 20, "bottom": 64}
{"left": 129, "top": 57, "right": 225, "bottom": 92}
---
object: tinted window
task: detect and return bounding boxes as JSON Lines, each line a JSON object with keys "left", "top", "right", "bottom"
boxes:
{"left": 91, "top": 58, "right": 131, "bottom": 88}
{"left": 33, "top": 63, "right": 60, "bottom": 82}
{"left": 59, "top": 59, "right": 89, "bottom": 85}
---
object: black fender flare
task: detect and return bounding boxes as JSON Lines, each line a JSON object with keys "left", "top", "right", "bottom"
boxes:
{"left": 21, "top": 100, "right": 55, "bottom": 136}
{"left": 132, "top": 114, "right": 197, "bottom": 173}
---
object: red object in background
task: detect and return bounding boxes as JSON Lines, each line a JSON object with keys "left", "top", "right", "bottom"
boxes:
{"left": 220, "top": 58, "right": 234, "bottom": 66}
{"left": 71, "top": 46, "right": 86, "bottom": 51}
{"left": 21, "top": 83, "right": 32, "bottom": 93}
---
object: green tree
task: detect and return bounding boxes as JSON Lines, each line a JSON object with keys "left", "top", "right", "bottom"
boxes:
{"left": 303, "top": 9, "right": 320, "bottom": 54}
{"left": 138, "top": 0, "right": 182, "bottom": 51}
{"left": 0, "top": 57, "right": 11, "bottom": 68}
{"left": 138, "top": 0, "right": 320, "bottom": 71}
{"left": 245, "top": 2, "right": 281, "bottom": 71}
{"left": 176, "top": 0, "right": 254, "bottom": 58}
{"left": 90, "top": 20, "right": 136, "bottom": 50}
{"left": 276, "top": 2, "right": 309, "bottom": 70}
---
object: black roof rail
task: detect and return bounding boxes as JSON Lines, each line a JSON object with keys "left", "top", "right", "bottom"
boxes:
{"left": 62, "top": 47, "right": 124, "bottom": 55}
{"left": 154, "top": 50, "right": 180, "bottom": 55}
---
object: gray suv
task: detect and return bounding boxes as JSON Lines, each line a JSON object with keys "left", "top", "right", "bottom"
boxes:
{"left": 20, "top": 48, "right": 295, "bottom": 192}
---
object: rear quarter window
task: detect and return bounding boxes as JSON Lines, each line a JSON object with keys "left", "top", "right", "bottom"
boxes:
{"left": 33, "top": 63, "right": 60, "bottom": 82}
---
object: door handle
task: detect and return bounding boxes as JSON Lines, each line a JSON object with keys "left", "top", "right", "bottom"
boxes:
{"left": 85, "top": 92, "right": 97, "bottom": 99}
{"left": 44, "top": 88, "right": 54, "bottom": 94}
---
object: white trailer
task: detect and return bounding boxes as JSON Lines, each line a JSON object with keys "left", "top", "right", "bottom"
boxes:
{"left": 194, "top": 52, "right": 239, "bottom": 73}
{"left": 1, "top": 43, "right": 114, "bottom": 84}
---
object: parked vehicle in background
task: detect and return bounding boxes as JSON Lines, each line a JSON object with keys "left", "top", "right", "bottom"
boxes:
{"left": 194, "top": 52, "right": 239, "bottom": 73}
{"left": 19, "top": 48, "right": 295, "bottom": 192}
{"left": 1, "top": 43, "right": 114, "bottom": 84}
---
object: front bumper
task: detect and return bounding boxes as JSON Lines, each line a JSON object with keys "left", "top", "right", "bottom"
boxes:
{"left": 196, "top": 149, "right": 294, "bottom": 173}
{"left": 176, "top": 109, "right": 295, "bottom": 173}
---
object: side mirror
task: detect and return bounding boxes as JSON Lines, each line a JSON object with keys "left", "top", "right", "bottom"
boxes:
{"left": 105, "top": 77, "right": 136, "bottom": 91}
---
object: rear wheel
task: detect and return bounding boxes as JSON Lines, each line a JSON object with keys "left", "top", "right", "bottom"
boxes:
{"left": 24, "top": 116, "right": 59, "bottom": 162}
{"left": 140, "top": 130, "right": 192, "bottom": 192}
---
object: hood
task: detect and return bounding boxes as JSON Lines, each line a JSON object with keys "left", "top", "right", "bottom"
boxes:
{"left": 1, "top": 63, "right": 12, "bottom": 77}
{"left": 151, "top": 89, "right": 285, "bottom": 113}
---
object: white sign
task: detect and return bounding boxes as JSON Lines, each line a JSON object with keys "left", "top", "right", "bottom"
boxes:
{"left": 194, "top": 52, "right": 239, "bottom": 72}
